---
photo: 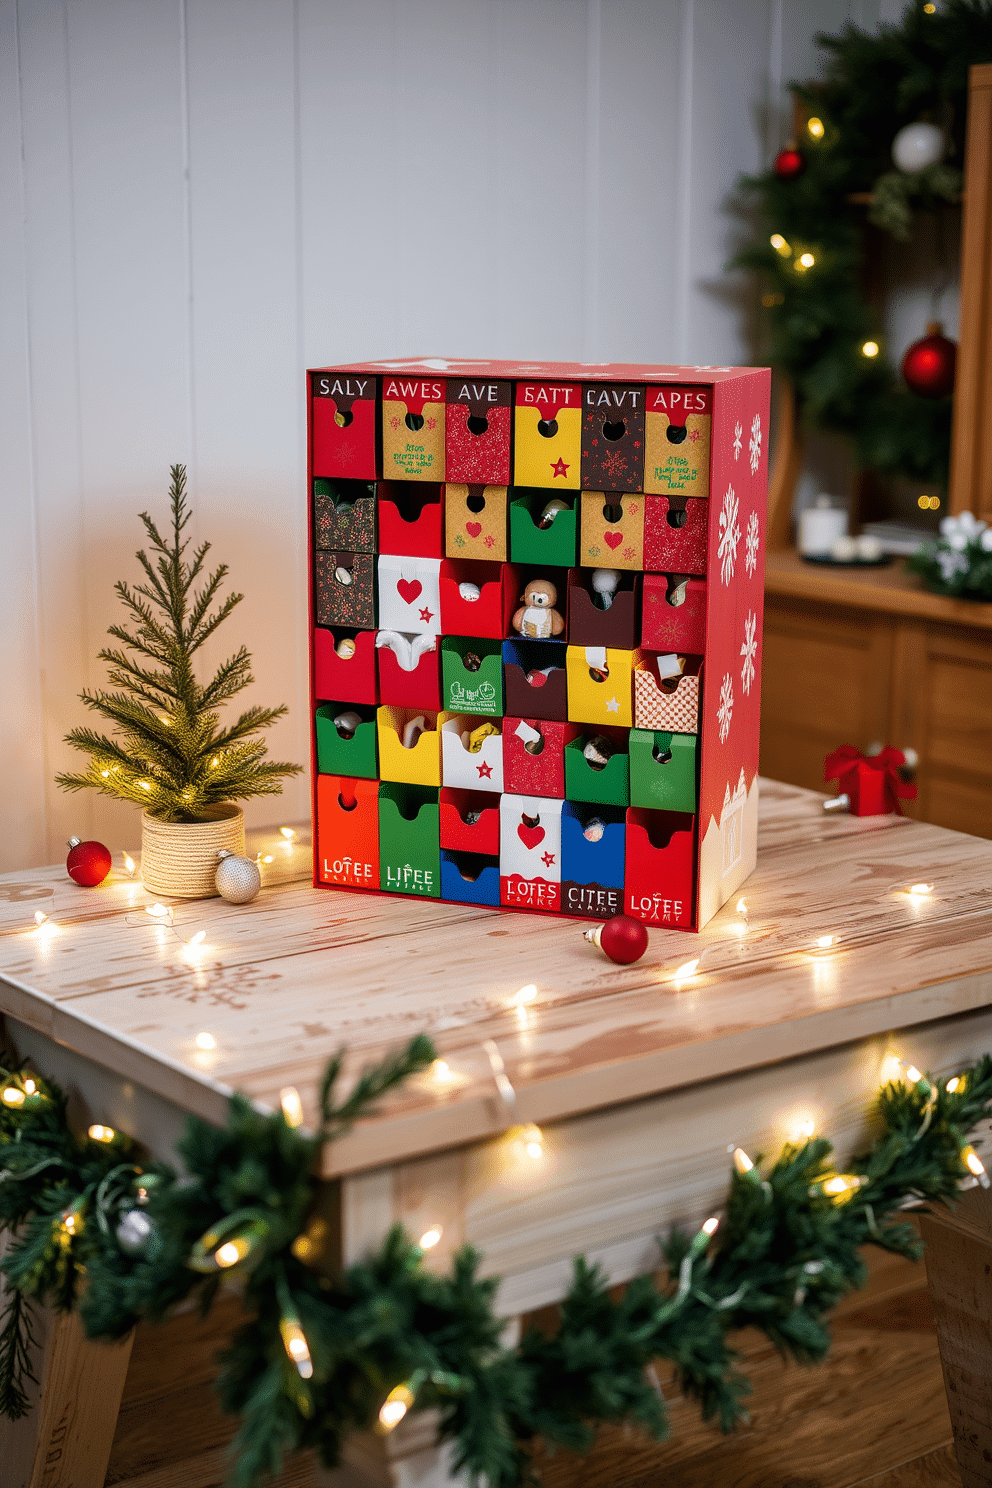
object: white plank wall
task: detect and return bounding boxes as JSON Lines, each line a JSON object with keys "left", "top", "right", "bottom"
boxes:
{"left": 0, "top": 0, "right": 898, "bottom": 872}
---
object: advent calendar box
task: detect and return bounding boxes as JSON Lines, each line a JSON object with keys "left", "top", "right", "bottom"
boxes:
{"left": 309, "top": 358, "right": 769, "bottom": 930}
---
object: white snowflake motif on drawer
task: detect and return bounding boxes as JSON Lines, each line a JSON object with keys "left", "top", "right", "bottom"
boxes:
{"left": 745, "top": 510, "right": 760, "bottom": 577}
{"left": 718, "top": 486, "right": 741, "bottom": 586}
{"left": 740, "top": 610, "right": 757, "bottom": 696}
{"left": 717, "top": 671, "right": 734, "bottom": 743}
{"left": 749, "top": 413, "right": 762, "bottom": 475}
{"left": 733, "top": 421, "right": 743, "bottom": 460}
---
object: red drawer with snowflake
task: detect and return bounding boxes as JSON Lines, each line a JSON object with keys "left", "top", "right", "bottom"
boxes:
{"left": 308, "top": 358, "right": 769, "bottom": 930}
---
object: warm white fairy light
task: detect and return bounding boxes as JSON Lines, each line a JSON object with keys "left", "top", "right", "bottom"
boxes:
{"left": 2, "top": 1087, "right": 25, "bottom": 1107}
{"left": 34, "top": 911, "right": 48, "bottom": 926}
{"left": 145, "top": 903, "right": 172, "bottom": 920}
{"left": 88, "top": 1124, "right": 116, "bottom": 1143}
{"left": 280, "top": 827, "right": 296, "bottom": 841}
{"left": 861, "top": 340, "right": 879, "bottom": 358}
{"left": 195, "top": 1031, "right": 217, "bottom": 1051}
{"left": 770, "top": 233, "right": 791, "bottom": 257}
{"left": 22, "top": 1078, "right": 37, "bottom": 1096}
{"left": 213, "top": 1237, "right": 251, "bottom": 1268}
{"left": 378, "top": 1382, "right": 415, "bottom": 1432}
{"left": 820, "top": 1174, "right": 864, "bottom": 1202}
{"left": 515, "top": 983, "right": 537, "bottom": 1007}
{"left": 431, "top": 1059, "right": 456, "bottom": 1087}
{"left": 419, "top": 1226, "right": 442, "bottom": 1250}
{"left": 790, "top": 1114, "right": 816, "bottom": 1142}
{"left": 807, "top": 116, "right": 824, "bottom": 139}
{"left": 962, "top": 1145, "right": 990, "bottom": 1188}
{"left": 733, "top": 1147, "right": 754, "bottom": 1175}
{"left": 814, "top": 935, "right": 835, "bottom": 950}
{"left": 908, "top": 882, "right": 934, "bottom": 898}
{"left": 947, "top": 1076, "right": 962, "bottom": 1094}
{"left": 736, "top": 898, "right": 747, "bottom": 915}
{"left": 797, "top": 251, "right": 816, "bottom": 270}
{"left": 279, "top": 1317, "right": 314, "bottom": 1379}
{"left": 256, "top": 853, "right": 274, "bottom": 865}
{"left": 123, "top": 853, "right": 136, "bottom": 876}
{"left": 521, "top": 1123, "right": 544, "bottom": 1160}
{"left": 186, "top": 930, "right": 207, "bottom": 949}
{"left": 673, "top": 958, "right": 700, "bottom": 986}
{"left": 138, "top": 780, "right": 152, "bottom": 792}
{"left": 280, "top": 1087, "right": 304, "bottom": 1128}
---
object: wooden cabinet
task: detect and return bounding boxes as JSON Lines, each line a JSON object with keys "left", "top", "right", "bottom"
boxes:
{"left": 762, "top": 553, "right": 992, "bottom": 838}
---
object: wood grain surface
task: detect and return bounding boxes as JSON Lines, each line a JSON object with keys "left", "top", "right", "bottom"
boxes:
{"left": 0, "top": 789, "right": 991, "bottom": 1178}
{"left": 764, "top": 551, "right": 992, "bottom": 630}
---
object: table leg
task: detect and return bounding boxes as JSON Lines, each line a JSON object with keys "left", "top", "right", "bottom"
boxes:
{"left": 0, "top": 1284, "right": 133, "bottom": 1488}
{"left": 920, "top": 1185, "right": 992, "bottom": 1488}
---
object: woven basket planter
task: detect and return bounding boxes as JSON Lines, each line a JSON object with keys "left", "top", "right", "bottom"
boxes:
{"left": 140, "top": 804, "right": 245, "bottom": 899}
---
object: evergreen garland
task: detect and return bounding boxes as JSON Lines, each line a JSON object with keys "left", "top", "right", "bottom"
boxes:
{"left": 1, "top": 1040, "right": 989, "bottom": 1486}
{"left": 55, "top": 464, "right": 302, "bottom": 823}
{"left": 732, "top": 0, "right": 992, "bottom": 489}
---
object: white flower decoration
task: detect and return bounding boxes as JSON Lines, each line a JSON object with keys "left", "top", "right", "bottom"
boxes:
{"left": 740, "top": 610, "right": 757, "bottom": 696}
{"left": 940, "top": 511, "right": 988, "bottom": 551}
{"left": 749, "top": 413, "right": 762, "bottom": 474}
{"left": 718, "top": 485, "right": 741, "bottom": 586}
{"left": 745, "top": 510, "right": 760, "bottom": 576}
{"left": 717, "top": 672, "right": 734, "bottom": 744}
{"left": 733, "top": 421, "right": 743, "bottom": 460}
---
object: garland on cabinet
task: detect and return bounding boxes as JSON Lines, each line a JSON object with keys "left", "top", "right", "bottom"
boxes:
{"left": 1, "top": 1036, "right": 990, "bottom": 1488}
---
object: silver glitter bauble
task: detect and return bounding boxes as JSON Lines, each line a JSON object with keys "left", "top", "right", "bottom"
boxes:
{"left": 215, "top": 849, "right": 261, "bottom": 904}
{"left": 116, "top": 1207, "right": 155, "bottom": 1256}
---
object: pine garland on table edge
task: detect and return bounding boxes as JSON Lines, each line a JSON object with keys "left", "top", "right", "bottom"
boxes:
{"left": 0, "top": 1037, "right": 989, "bottom": 1488}
{"left": 730, "top": 0, "right": 992, "bottom": 491}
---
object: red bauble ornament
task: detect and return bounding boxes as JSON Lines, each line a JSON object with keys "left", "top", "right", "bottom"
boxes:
{"left": 901, "top": 322, "right": 956, "bottom": 399}
{"left": 774, "top": 146, "right": 805, "bottom": 180}
{"left": 583, "top": 914, "right": 649, "bottom": 965}
{"left": 66, "top": 836, "right": 112, "bottom": 887}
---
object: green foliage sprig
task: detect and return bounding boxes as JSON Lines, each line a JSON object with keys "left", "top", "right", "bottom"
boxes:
{"left": 732, "top": 0, "right": 992, "bottom": 488}
{"left": 906, "top": 510, "right": 992, "bottom": 597}
{"left": 56, "top": 465, "right": 302, "bottom": 822}
{"left": 1, "top": 1041, "right": 991, "bottom": 1486}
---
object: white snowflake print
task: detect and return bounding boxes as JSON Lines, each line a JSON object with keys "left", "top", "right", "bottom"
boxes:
{"left": 718, "top": 485, "right": 741, "bottom": 586}
{"left": 745, "top": 510, "right": 760, "bottom": 576}
{"left": 733, "top": 421, "right": 743, "bottom": 460}
{"left": 740, "top": 610, "right": 757, "bottom": 696}
{"left": 717, "top": 672, "right": 734, "bottom": 744}
{"left": 749, "top": 413, "right": 762, "bottom": 475}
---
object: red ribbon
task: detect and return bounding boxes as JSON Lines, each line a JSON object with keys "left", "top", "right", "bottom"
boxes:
{"left": 824, "top": 745, "right": 917, "bottom": 815}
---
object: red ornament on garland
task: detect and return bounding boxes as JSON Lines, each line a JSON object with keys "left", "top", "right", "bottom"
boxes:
{"left": 774, "top": 146, "right": 806, "bottom": 180}
{"left": 583, "top": 914, "right": 649, "bottom": 965}
{"left": 65, "top": 836, "right": 112, "bottom": 887}
{"left": 901, "top": 321, "right": 956, "bottom": 399}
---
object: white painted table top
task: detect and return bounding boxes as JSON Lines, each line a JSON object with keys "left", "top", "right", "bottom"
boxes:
{"left": 0, "top": 780, "right": 990, "bottom": 1177}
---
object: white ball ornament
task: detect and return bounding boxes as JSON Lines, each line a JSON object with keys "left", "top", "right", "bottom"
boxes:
{"left": 215, "top": 849, "right": 262, "bottom": 904}
{"left": 891, "top": 122, "right": 944, "bottom": 174}
{"left": 116, "top": 1207, "right": 156, "bottom": 1256}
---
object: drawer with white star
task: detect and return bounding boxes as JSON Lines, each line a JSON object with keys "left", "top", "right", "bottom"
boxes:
{"left": 309, "top": 358, "right": 769, "bottom": 930}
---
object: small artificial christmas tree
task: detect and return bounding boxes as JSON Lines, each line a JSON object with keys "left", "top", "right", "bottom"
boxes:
{"left": 56, "top": 465, "right": 302, "bottom": 823}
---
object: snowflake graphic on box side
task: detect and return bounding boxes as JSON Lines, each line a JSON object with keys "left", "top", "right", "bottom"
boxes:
{"left": 749, "top": 413, "right": 762, "bottom": 474}
{"left": 718, "top": 485, "right": 741, "bottom": 586}
{"left": 717, "top": 672, "right": 734, "bottom": 743}
{"left": 740, "top": 610, "right": 757, "bottom": 696}
{"left": 745, "top": 510, "right": 760, "bottom": 576}
{"left": 733, "top": 421, "right": 743, "bottom": 460}
{"left": 603, "top": 448, "right": 628, "bottom": 482}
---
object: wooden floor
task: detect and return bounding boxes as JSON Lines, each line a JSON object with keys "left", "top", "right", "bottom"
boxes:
{"left": 103, "top": 1243, "right": 961, "bottom": 1488}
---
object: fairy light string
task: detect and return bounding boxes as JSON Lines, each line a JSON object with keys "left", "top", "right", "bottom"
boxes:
{"left": 0, "top": 1038, "right": 990, "bottom": 1486}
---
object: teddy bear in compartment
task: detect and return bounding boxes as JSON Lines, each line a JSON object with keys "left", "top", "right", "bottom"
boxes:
{"left": 512, "top": 579, "right": 565, "bottom": 640}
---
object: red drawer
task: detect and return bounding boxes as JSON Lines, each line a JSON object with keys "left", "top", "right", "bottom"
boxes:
{"left": 623, "top": 808, "right": 695, "bottom": 928}
{"left": 314, "top": 627, "right": 377, "bottom": 707}
{"left": 642, "top": 575, "right": 706, "bottom": 652}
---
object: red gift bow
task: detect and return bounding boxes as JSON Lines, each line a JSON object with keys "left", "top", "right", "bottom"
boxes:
{"left": 824, "top": 745, "right": 917, "bottom": 815}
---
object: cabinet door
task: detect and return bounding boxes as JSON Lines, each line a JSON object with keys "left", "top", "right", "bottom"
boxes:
{"left": 890, "top": 620, "right": 992, "bottom": 839}
{"left": 760, "top": 597, "right": 894, "bottom": 795}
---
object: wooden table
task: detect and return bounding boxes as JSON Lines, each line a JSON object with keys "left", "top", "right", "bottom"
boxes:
{"left": 2, "top": 780, "right": 992, "bottom": 1488}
